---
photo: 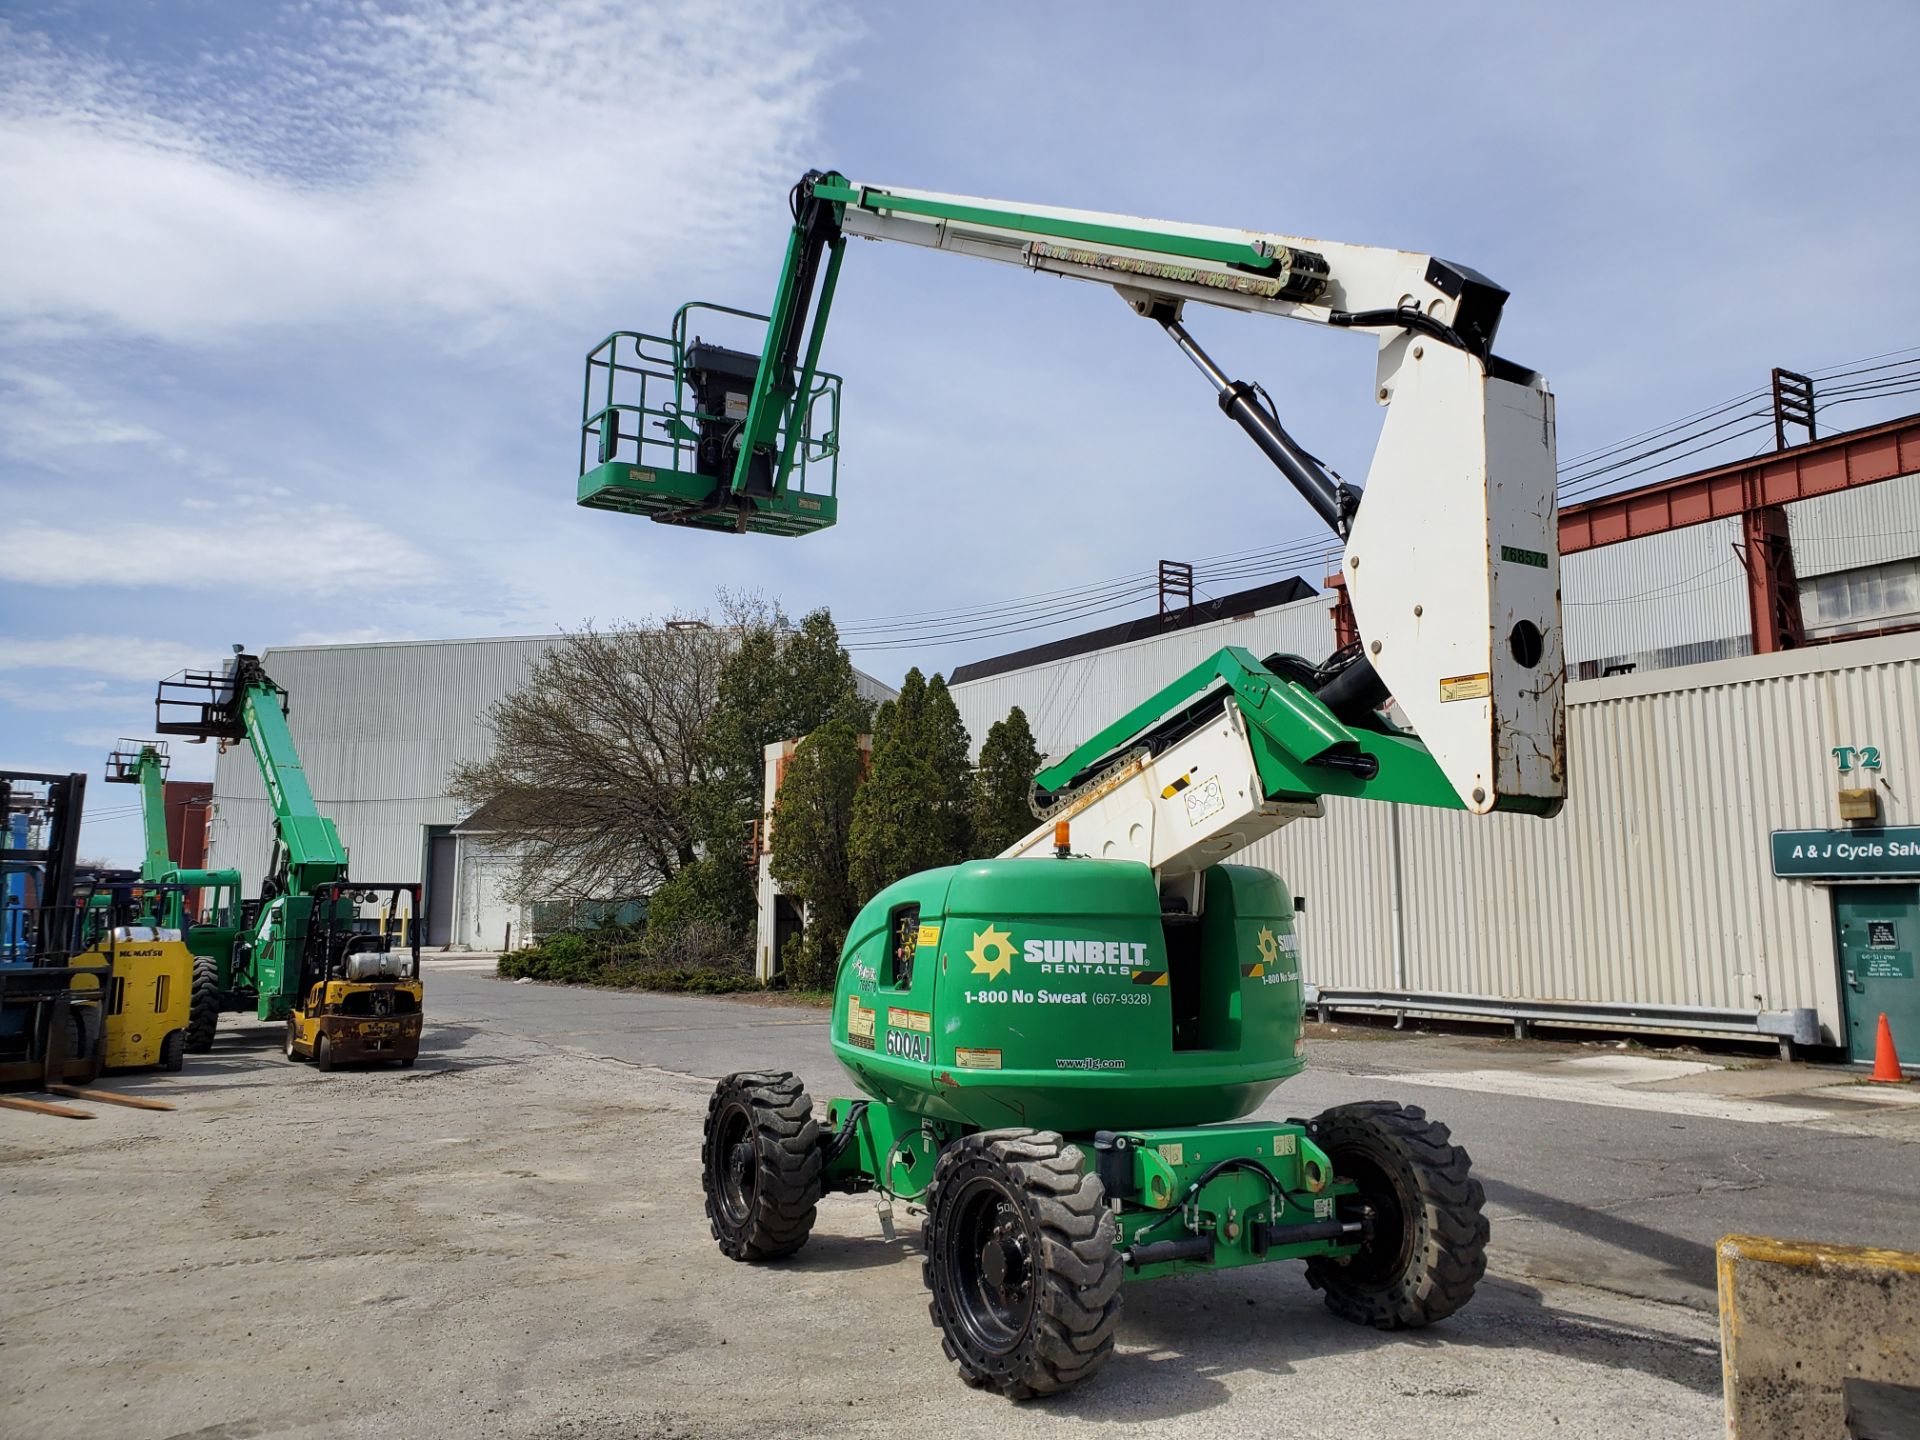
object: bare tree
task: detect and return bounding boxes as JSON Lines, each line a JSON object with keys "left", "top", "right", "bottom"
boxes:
{"left": 448, "top": 619, "right": 733, "bottom": 904}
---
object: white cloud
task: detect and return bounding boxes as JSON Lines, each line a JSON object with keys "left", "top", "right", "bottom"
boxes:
{"left": 0, "top": 635, "right": 220, "bottom": 681}
{"left": 0, "top": 677, "right": 144, "bottom": 712}
{"left": 0, "top": 365, "right": 183, "bottom": 469}
{"left": 0, "top": 506, "right": 437, "bottom": 593}
{"left": 0, "top": 3, "right": 849, "bottom": 343}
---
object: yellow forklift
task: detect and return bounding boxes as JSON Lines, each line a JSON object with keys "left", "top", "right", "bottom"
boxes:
{"left": 70, "top": 882, "right": 211, "bottom": 1073}
{"left": 282, "top": 881, "right": 423, "bottom": 1070}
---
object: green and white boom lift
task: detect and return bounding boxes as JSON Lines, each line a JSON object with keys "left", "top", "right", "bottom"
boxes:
{"left": 580, "top": 173, "right": 1563, "bottom": 1397}
{"left": 103, "top": 738, "right": 245, "bottom": 998}
{"left": 153, "top": 652, "right": 422, "bottom": 1063}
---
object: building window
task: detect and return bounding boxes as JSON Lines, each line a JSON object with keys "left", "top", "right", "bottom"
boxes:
{"left": 1800, "top": 558, "right": 1920, "bottom": 639}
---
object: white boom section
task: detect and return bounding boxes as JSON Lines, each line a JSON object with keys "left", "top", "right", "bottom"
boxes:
{"left": 997, "top": 705, "right": 1321, "bottom": 876}
{"left": 839, "top": 180, "right": 1564, "bottom": 814}
{"left": 836, "top": 182, "right": 1457, "bottom": 329}
{"left": 1347, "top": 344, "right": 1562, "bottom": 811}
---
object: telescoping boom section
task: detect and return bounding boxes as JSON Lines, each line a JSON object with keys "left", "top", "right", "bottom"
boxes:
{"left": 580, "top": 170, "right": 1564, "bottom": 813}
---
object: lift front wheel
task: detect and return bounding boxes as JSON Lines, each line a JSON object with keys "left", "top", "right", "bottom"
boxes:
{"left": 922, "top": 1129, "right": 1122, "bottom": 1400}
{"left": 1302, "top": 1101, "right": 1488, "bottom": 1329}
{"left": 701, "top": 1072, "right": 821, "bottom": 1261}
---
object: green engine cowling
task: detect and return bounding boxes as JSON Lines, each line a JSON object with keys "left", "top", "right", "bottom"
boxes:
{"left": 830, "top": 857, "right": 1305, "bottom": 1134}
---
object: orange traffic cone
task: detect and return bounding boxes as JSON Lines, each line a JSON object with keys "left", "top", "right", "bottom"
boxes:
{"left": 1870, "top": 1012, "right": 1907, "bottom": 1083}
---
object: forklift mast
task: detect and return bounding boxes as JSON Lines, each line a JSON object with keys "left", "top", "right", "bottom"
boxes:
{"left": 0, "top": 769, "right": 109, "bottom": 1086}
{"left": 579, "top": 172, "right": 1564, "bottom": 820}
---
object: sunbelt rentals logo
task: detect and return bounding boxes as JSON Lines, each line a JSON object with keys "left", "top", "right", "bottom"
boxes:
{"left": 963, "top": 925, "right": 1152, "bottom": 980}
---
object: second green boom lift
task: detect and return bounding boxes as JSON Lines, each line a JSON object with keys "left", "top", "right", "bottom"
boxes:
{"left": 154, "top": 652, "right": 424, "bottom": 1068}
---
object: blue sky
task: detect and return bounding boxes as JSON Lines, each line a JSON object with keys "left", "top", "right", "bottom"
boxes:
{"left": 4, "top": 0, "right": 1919, "bottom": 865}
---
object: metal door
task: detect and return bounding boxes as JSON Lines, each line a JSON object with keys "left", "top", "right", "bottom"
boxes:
{"left": 425, "top": 834, "right": 456, "bottom": 948}
{"left": 1836, "top": 884, "right": 1920, "bottom": 1064}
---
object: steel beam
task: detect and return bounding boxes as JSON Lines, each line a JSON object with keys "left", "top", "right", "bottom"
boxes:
{"left": 1559, "top": 412, "right": 1920, "bottom": 555}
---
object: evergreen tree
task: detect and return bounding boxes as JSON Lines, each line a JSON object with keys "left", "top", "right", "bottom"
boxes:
{"left": 971, "top": 706, "right": 1043, "bottom": 855}
{"left": 848, "top": 669, "right": 975, "bottom": 902}
{"left": 674, "top": 605, "right": 868, "bottom": 945}
{"left": 768, "top": 719, "right": 864, "bottom": 989}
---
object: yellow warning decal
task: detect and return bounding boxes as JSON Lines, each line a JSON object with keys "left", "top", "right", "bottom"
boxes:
{"left": 846, "top": 996, "right": 875, "bottom": 1043}
{"left": 1439, "top": 672, "right": 1492, "bottom": 702}
{"left": 1158, "top": 1142, "right": 1184, "bottom": 1165}
{"left": 887, "top": 1007, "right": 931, "bottom": 1034}
{"left": 626, "top": 467, "right": 656, "bottom": 484}
{"left": 954, "top": 1047, "right": 1002, "bottom": 1070}
{"left": 916, "top": 923, "right": 941, "bottom": 948}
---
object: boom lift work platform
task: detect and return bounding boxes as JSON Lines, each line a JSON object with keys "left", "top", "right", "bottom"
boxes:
{"left": 580, "top": 173, "right": 1565, "bottom": 1397}
{"left": 155, "top": 652, "right": 423, "bottom": 1068}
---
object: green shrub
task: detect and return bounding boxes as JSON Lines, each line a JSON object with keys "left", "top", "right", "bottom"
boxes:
{"left": 495, "top": 919, "right": 759, "bottom": 994}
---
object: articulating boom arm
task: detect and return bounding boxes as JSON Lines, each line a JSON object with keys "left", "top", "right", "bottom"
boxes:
{"left": 583, "top": 172, "right": 1564, "bottom": 814}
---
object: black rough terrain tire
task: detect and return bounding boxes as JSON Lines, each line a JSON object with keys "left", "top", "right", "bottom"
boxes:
{"left": 1303, "top": 1101, "right": 1487, "bottom": 1329}
{"left": 922, "top": 1129, "right": 1122, "bottom": 1400}
{"left": 186, "top": 957, "right": 221, "bottom": 1054}
{"left": 159, "top": 1028, "right": 186, "bottom": 1073}
{"left": 701, "top": 1072, "right": 821, "bottom": 1261}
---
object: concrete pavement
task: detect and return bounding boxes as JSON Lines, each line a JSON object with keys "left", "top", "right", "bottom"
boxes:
{"left": 433, "top": 954, "right": 1920, "bottom": 1313}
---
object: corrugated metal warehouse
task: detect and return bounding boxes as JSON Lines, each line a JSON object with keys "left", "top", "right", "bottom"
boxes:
{"left": 204, "top": 635, "right": 893, "bottom": 951}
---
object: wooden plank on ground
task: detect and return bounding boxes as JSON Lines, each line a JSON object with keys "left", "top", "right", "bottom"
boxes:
{"left": 0, "top": 1095, "right": 94, "bottom": 1119}
{"left": 48, "top": 1085, "right": 176, "bottom": 1112}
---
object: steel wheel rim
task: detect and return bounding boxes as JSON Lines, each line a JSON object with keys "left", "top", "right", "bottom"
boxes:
{"left": 945, "top": 1173, "right": 1035, "bottom": 1355}
{"left": 1337, "top": 1148, "right": 1414, "bottom": 1286}
{"left": 713, "top": 1101, "right": 758, "bottom": 1230}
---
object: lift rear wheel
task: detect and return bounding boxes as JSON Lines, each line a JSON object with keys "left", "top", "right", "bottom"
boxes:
{"left": 1302, "top": 1101, "right": 1487, "bottom": 1329}
{"left": 922, "top": 1130, "right": 1122, "bottom": 1400}
{"left": 314, "top": 1032, "right": 335, "bottom": 1072}
{"left": 701, "top": 1072, "right": 821, "bottom": 1261}
{"left": 186, "top": 957, "right": 220, "bottom": 1054}
{"left": 159, "top": 1028, "right": 185, "bottom": 1073}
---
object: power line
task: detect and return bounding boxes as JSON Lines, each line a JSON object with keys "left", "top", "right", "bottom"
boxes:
{"left": 837, "top": 343, "right": 1920, "bottom": 655}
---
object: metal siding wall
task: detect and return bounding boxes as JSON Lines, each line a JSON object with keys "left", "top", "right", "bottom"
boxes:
{"left": 1244, "top": 635, "right": 1920, "bottom": 1040}
{"left": 1561, "top": 520, "right": 1748, "bottom": 665}
{"left": 1786, "top": 471, "right": 1920, "bottom": 579}
{"left": 951, "top": 594, "right": 1335, "bottom": 760}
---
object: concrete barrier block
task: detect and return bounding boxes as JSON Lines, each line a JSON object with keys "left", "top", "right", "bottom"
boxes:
{"left": 1719, "top": 1233, "right": 1920, "bottom": 1438}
